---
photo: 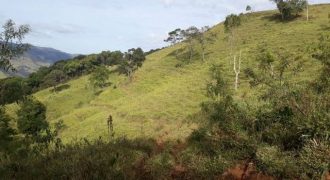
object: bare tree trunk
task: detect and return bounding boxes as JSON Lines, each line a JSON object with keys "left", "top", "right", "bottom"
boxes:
{"left": 175, "top": 49, "right": 178, "bottom": 59}
{"left": 189, "top": 42, "right": 193, "bottom": 62}
{"left": 306, "top": 3, "right": 309, "bottom": 21}
{"left": 233, "top": 50, "right": 242, "bottom": 91}
{"left": 229, "top": 34, "right": 233, "bottom": 66}
{"left": 173, "top": 42, "right": 179, "bottom": 59}
{"left": 270, "top": 65, "right": 275, "bottom": 78}
{"left": 229, "top": 31, "right": 236, "bottom": 66}
{"left": 127, "top": 68, "right": 132, "bottom": 82}
{"left": 202, "top": 46, "right": 205, "bottom": 62}
{"left": 201, "top": 36, "right": 206, "bottom": 62}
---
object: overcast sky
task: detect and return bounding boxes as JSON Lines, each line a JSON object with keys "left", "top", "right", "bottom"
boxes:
{"left": 0, "top": 0, "right": 329, "bottom": 54}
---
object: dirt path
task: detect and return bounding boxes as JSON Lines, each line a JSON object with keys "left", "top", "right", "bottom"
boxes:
{"left": 221, "top": 162, "right": 274, "bottom": 180}
{"left": 134, "top": 131, "right": 278, "bottom": 180}
{"left": 132, "top": 130, "right": 189, "bottom": 179}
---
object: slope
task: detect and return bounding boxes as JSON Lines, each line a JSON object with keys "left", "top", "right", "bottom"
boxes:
{"left": 10, "top": 4, "right": 329, "bottom": 142}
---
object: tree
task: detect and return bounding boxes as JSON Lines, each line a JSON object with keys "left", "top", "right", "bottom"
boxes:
{"left": 206, "top": 64, "right": 231, "bottom": 101}
{"left": 42, "top": 69, "right": 67, "bottom": 90}
{"left": 246, "top": 5, "right": 252, "bottom": 13}
{"left": 108, "top": 51, "right": 124, "bottom": 66}
{"left": 224, "top": 14, "right": 242, "bottom": 63}
{"left": 164, "top": 28, "right": 184, "bottom": 59}
{"left": 196, "top": 26, "right": 216, "bottom": 62}
{"left": 224, "top": 14, "right": 243, "bottom": 90}
{"left": 0, "top": 77, "right": 30, "bottom": 105}
{"left": 271, "top": 0, "right": 307, "bottom": 20}
{"left": 27, "top": 66, "right": 51, "bottom": 90}
{"left": 244, "top": 45, "right": 304, "bottom": 96}
{"left": 0, "top": 19, "right": 30, "bottom": 71}
{"left": 119, "top": 48, "right": 146, "bottom": 80}
{"left": 96, "top": 51, "right": 123, "bottom": 66}
{"left": 64, "top": 61, "right": 84, "bottom": 77}
{"left": 312, "top": 33, "right": 330, "bottom": 93}
{"left": 0, "top": 107, "right": 15, "bottom": 152}
{"left": 89, "top": 66, "right": 110, "bottom": 89}
{"left": 233, "top": 50, "right": 242, "bottom": 91}
{"left": 17, "top": 97, "right": 49, "bottom": 143}
{"left": 96, "top": 51, "right": 111, "bottom": 65}
{"left": 183, "top": 26, "right": 199, "bottom": 62}
{"left": 193, "top": 64, "right": 250, "bottom": 158}
{"left": 306, "top": 0, "right": 309, "bottom": 21}
{"left": 224, "top": 14, "right": 241, "bottom": 33}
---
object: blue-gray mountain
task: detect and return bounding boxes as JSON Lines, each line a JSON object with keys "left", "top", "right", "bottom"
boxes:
{"left": 1, "top": 45, "right": 74, "bottom": 78}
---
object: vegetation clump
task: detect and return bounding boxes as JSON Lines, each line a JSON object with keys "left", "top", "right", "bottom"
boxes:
{"left": 271, "top": 0, "right": 307, "bottom": 20}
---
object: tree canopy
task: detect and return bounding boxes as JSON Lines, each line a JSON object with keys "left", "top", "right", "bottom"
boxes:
{"left": 0, "top": 19, "right": 30, "bottom": 71}
{"left": 0, "top": 107, "right": 15, "bottom": 152}
{"left": 17, "top": 97, "right": 49, "bottom": 141}
{"left": 271, "top": 0, "right": 307, "bottom": 20}
{"left": 224, "top": 14, "right": 242, "bottom": 33}
{"left": 164, "top": 28, "right": 184, "bottom": 45}
{"left": 89, "top": 66, "right": 110, "bottom": 89}
{"left": 119, "top": 48, "right": 146, "bottom": 79}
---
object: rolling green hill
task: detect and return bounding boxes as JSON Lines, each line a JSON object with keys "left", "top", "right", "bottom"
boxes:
{"left": 7, "top": 4, "right": 330, "bottom": 143}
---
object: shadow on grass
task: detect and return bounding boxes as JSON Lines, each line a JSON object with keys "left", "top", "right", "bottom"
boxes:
{"left": 50, "top": 84, "right": 70, "bottom": 93}
{"left": 166, "top": 47, "right": 186, "bottom": 58}
{"left": 166, "top": 48, "right": 203, "bottom": 68}
{"left": 92, "top": 83, "right": 113, "bottom": 96}
{"left": 319, "top": 24, "right": 330, "bottom": 31}
{"left": 94, "top": 90, "right": 103, "bottom": 96}
{"left": 261, "top": 14, "right": 302, "bottom": 23}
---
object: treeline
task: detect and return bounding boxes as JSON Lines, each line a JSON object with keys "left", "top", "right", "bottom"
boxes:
{"left": 0, "top": 48, "right": 146, "bottom": 105}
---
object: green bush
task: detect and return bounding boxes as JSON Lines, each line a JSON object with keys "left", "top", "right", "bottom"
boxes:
{"left": 181, "top": 147, "right": 230, "bottom": 179}
{"left": 256, "top": 146, "right": 300, "bottom": 178}
{"left": 147, "top": 151, "right": 174, "bottom": 178}
{"left": 0, "top": 107, "right": 15, "bottom": 152}
{"left": 299, "top": 141, "right": 330, "bottom": 179}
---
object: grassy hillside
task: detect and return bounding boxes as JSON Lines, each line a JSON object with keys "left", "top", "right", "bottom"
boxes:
{"left": 8, "top": 4, "right": 330, "bottom": 143}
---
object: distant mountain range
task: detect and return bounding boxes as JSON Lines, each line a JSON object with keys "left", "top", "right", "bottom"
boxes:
{"left": 1, "top": 45, "right": 74, "bottom": 78}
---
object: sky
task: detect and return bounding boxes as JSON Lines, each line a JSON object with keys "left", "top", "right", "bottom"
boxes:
{"left": 0, "top": 0, "right": 329, "bottom": 54}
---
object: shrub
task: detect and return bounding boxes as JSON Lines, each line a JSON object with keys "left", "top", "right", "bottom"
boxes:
{"left": 299, "top": 141, "right": 330, "bottom": 179}
{"left": 0, "top": 107, "right": 15, "bottom": 152}
{"left": 17, "top": 97, "right": 50, "bottom": 144}
{"left": 272, "top": 0, "right": 307, "bottom": 20}
{"left": 89, "top": 66, "right": 110, "bottom": 89}
{"left": 0, "top": 138, "right": 155, "bottom": 179}
{"left": 256, "top": 146, "right": 300, "bottom": 178}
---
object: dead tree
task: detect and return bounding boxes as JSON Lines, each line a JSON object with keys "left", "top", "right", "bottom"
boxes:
{"left": 233, "top": 50, "right": 242, "bottom": 91}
